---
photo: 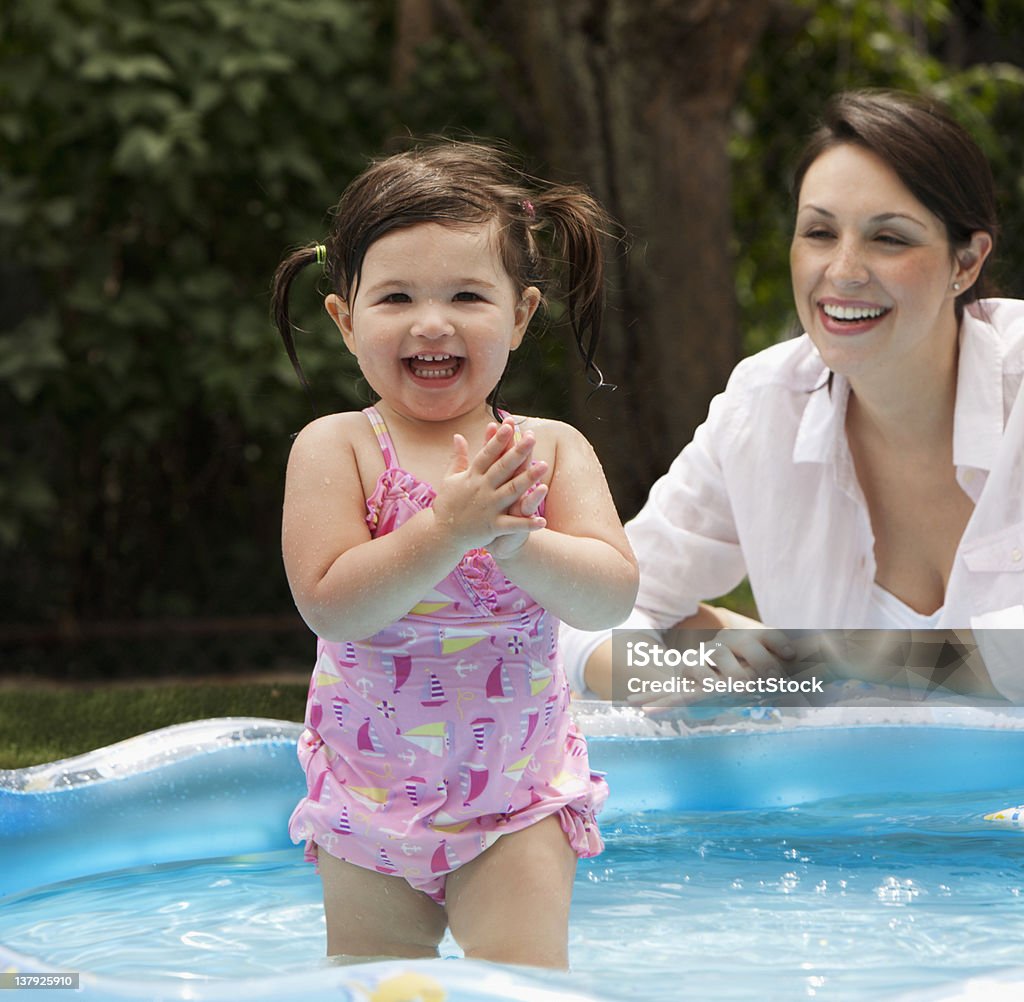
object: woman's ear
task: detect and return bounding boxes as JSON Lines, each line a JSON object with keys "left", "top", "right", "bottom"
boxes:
{"left": 325, "top": 293, "right": 355, "bottom": 354}
{"left": 510, "top": 286, "right": 542, "bottom": 351}
{"left": 952, "top": 231, "right": 994, "bottom": 294}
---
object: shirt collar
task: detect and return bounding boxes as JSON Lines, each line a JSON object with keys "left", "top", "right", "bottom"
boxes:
{"left": 792, "top": 364, "right": 846, "bottom": 466}
{"left": 791, "top": 304, "right": 1009, "bottom": 475}
{"left": 952, "top": 303, "right": 1006, "bottom": 473}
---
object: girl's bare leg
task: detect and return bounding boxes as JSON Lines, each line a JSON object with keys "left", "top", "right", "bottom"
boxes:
{"left": 444, "top": 814, "right": 578, "bottom": 969}
{"left": 318, "top": 847, "right": 447, "bottom": 959}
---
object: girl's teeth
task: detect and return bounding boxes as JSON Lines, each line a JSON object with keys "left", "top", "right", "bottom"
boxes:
{"left": 409, "top": 354, "right": 458, "bottom": 379}
{"left": 823, "top": 304, "right": 886, "bottom": 320}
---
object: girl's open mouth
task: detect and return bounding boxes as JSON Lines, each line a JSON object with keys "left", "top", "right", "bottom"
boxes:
{"left": 405, "top": 353, "right": 463, "bottom": 380}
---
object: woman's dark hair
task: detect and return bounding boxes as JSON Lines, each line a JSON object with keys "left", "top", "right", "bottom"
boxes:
{"left": 791, "top": 89, "right": 999, "bottom": 320}
{"left": 271, "top": 141, "right": 613, "bottom": 412}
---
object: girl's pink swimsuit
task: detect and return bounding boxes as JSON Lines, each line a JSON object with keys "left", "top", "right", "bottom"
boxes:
{"left": 288, "top": 406, "right": 608, "bottom": 903}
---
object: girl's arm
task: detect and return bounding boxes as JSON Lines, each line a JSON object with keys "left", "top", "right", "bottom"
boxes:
{"left": 492, "top": 420, "right": 638, "bottom": 630}
{"left": 282, "top": 414, "right": 546, "bottom": 642}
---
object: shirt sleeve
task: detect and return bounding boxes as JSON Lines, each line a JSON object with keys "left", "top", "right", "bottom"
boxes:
{"left": 561, "top": 376, "right": 754, "bottom": 698}
{"left": 626, "top": 385, "right": 750, "bottom": 629}
{"left": 560, "top": 608, "right": 665, "bottom": 699}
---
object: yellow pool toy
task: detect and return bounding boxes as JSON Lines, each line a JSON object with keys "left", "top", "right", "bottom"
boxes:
{"left": 983, "top": 805, "right": 1024, "bottom": 824}
{"left": 359, "top": 970, "right": 447, "bottom": 1002}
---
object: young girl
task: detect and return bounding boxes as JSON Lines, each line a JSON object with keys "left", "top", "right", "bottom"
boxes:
{"left": 271, "top": 142, "right": 638, "bottom": 969}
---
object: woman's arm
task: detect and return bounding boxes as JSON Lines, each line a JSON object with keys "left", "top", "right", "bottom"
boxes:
{"left": 492, "top": 420, "right": 638, "bottom": 630}
{"left": 577, "top": 603, "right": 796, "bottom": 699}
{"left": 282, "top": 414, "right": 546, "bottom": 641}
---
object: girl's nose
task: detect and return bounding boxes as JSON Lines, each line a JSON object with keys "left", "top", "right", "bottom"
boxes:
{"left": 410, "top": 302, "right": 455, "bottom": 339}
{"left": 826, "top": 239, "right": 870, "bottom": 287}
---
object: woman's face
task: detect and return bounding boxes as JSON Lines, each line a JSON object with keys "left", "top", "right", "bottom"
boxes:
{"left": 790, "top": 143, "right": 964, "bottom": 383}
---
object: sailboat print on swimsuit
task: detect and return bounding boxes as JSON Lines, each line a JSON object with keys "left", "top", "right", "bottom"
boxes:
{"left": 401, "top": 720, "right": 451, "bottom": 756}
{"left": 404, "top": 775, "right": 429, "bottom": 807}
{"left": 409, "top": 585, "right": 453, "bottom": 617}
{"left": 529, "top": 659, "right": 553, "bottom": 696}
{"left": 519, "top": 707, "right": 540, "bottom": 750}
{"left": 356, "top": 716, "right": 387, "bottom": 757}
{"left": 485, "top": 657, "right": 514, "bottom": 702}
{"left": 386, "top": 654, "right": 413, "bottom": 694}
{"left": 430, "top": 839, "right": 461, "bottom": 874}
{"left": 346, "top": 784, "right": 389, "bottom": 810}
{"left": 439, "top": 625, "right": 489, "bottom": 655}
{"left": 470, "top": 717, "right": 496, "bottom": 750}
{"left": 503, "top": 753, "right": 533, "bottom": 782}
{"left": 420, "top": 671, "right": 447, "bottom": 707}
{"left": 459, "top": 762, "right": 489, "bottom": 807}
{"left": 332, "top": 805, "right": 353, "bottom": 836}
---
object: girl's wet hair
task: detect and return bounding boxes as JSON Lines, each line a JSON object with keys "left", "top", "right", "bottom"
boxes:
{"left": 791, "top": 89, "right": 999, "bottom": 320}
{"left": 271, "top": 141, "right": 613, "bottom": 412}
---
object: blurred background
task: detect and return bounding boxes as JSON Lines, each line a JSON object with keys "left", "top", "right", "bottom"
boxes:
{"left": 3, "top": 0, "right": 1023, "bottom": 683}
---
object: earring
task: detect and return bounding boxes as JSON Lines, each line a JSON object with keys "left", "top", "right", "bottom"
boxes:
{"left": 952, "top": 282, "right": 961, "bottom": 291}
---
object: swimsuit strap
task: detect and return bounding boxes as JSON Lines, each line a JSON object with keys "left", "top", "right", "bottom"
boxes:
{"left": 498, "top": 410, "right": 523, "bottom": 444}
{"left": 363, "top": 406, "right": 399, "bottom": 469}
{"left": 363, "top": 405, "right": 521, "bottom": 469}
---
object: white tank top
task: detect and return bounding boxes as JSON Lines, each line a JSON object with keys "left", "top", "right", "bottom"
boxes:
{"left": 865, "top": 583, "right": 944, "bottom": 629}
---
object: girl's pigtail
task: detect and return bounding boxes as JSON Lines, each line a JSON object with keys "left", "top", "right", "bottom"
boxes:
{"left": 531, "top": 188, "right": 610, "bottom": 388}
{"left": 270, "top": 243, "right": 324, "bottom": 401}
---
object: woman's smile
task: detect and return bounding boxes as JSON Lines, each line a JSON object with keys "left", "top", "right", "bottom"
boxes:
{"left": 817, "top": 298, "right": 892, "bottom": 336}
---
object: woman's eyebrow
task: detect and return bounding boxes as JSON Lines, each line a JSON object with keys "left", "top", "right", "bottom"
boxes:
{"left": 797, "top": 205, "right": 928, "bottom": 229}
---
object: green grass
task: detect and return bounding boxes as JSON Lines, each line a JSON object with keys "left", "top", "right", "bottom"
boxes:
{"left": 0, "top": 682, "right": 308, "bottom": 769}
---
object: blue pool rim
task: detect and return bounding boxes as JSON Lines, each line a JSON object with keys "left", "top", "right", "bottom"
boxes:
{"left": 3, "top": 711, "right": 1024, "bottom": 1001}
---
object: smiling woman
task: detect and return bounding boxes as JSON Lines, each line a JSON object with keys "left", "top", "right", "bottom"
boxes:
{"left": 561, "top": 89, "right": 1024, "bottom": 705}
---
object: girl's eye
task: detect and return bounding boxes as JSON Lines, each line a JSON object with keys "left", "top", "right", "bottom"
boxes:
{"left": 453, "top": 291, "right": 483, "bottom": 302}
{"left": 382, "top": 293, "right": 410, "bottom": 304}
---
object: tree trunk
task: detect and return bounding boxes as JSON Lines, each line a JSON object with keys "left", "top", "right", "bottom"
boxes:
{"left": 456, "top": 0, "right": 772, "bottom": 517}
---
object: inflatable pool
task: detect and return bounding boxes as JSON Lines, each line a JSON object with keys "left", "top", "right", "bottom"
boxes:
{"left": 2, "top": 705, "right": 1024, "bottom": 1001}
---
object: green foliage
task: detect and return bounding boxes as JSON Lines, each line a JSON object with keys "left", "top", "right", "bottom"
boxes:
{"left": 732, "top": 0, "right": 1024, "bottom": 355}
{"left": 3, "top": 0, "right": 1023, "bottom": 676}
{"left": 0, "top": 0, "right": 389, "bottom": 622}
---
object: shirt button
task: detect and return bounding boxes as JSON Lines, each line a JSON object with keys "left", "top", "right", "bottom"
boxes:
{"left": 1012, "top": 548, "right": 1023, "bottom": 563}
{"left": 963, "top": 470, "right": 976, "bottom": 483}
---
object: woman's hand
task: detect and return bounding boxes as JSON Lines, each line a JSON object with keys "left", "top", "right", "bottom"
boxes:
{"left": 624, "top": 607, "right": 797, "bottom": 709}
{"left": 432, "top": 419, "right": 548, "bottom": 553}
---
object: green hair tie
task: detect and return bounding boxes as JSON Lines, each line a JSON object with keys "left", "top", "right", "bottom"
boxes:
{"left": 315, "top": 244, "right": 327, "bottom": 266}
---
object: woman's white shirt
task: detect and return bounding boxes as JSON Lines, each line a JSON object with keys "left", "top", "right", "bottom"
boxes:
{"left": 561, "top": 299, "right": 1024, "bottom": 699}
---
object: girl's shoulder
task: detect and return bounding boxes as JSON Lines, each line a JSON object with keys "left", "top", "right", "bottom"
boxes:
{"left": 513, "top": 415, "right": 599, "bottom": 469}
{"left": 287, "top": 411, "right": 383, "bottom": 487}
{"left": 289, "top": 410, "right": 380, "bottom": 454}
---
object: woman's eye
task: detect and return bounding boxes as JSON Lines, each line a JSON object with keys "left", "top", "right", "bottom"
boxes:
{"left": 876, "top": 234, "right": 908, "bottom": 246}
{"left": 803, "top": 228, "right": 834, "bottom": 241}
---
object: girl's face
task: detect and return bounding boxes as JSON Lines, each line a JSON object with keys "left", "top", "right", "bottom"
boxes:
{"left": 326, "top": 221, "right": 539, "bottom": 424}
{"left": 790, "top": 143, "right": 988, "bottom": 384}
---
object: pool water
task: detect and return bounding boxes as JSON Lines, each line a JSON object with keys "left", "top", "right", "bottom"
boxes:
{"left": 3, "top": 788, "right": 1023, "bottom": 1001}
